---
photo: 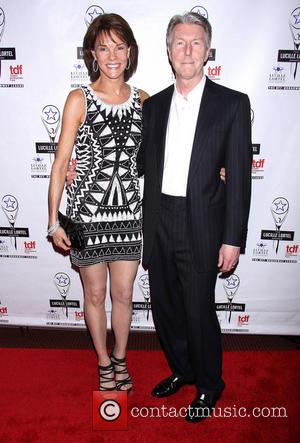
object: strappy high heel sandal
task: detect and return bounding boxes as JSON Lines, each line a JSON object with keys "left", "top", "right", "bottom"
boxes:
{"left": 110, "top": 353, "right": 133, "bottom": 392}
{"left": 98, "top": 362, "right": 116, "bottom": 391}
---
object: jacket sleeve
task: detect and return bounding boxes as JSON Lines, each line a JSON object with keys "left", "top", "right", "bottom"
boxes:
{"left": 222, "top": 93, "right": 252, "bottom": 251}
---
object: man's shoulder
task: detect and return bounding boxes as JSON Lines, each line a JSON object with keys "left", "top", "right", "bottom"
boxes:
{"left": 146, "top": 84, "right": 174, "bottom": 105}
{"left": 207, "top": 78, "right": 248, "bottom": 100}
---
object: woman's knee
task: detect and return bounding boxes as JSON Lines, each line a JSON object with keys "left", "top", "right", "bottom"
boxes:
{"left": 111, "top": 286, "right": 133, "bottom": 305}
{"left": 84, "top": 285, "right": 107, "bottom": 307}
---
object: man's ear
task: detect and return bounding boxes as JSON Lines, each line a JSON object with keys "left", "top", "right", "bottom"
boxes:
{"left": 167, "top": 47, "right": 172, "bottom": 63}
{"left": 204, "top": 47, "right": 210, "bottom": 64}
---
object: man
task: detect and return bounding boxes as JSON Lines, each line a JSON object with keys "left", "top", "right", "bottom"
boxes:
{"left": 137, "top": 12, "right": 252, "bottom": 423}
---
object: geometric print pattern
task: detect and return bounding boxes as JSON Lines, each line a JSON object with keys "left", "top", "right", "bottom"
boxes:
{"left": 67, "top": 85, "right": 142, "bottom": 267}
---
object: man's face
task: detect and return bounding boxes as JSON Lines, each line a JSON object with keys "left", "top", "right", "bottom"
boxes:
{"left": 168, "top": 23, "right": 210, "bottom": 82}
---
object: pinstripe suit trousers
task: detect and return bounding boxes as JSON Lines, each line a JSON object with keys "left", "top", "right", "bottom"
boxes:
{"left": 148, "top": 193, "right": 225, "bottom": 395}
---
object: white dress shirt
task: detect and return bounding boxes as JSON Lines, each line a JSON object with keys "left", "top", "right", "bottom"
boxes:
{"left": 161, "top": 75, "right": 206, "bottom": 196}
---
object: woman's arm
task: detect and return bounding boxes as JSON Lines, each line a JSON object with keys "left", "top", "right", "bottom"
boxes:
{"left": 48, "top": 89, "right": 84, "bottom": 250}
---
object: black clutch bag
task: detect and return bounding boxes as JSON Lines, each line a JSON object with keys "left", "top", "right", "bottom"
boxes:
{"left": 58, "top": 211, "right": 85, "bottom": 250}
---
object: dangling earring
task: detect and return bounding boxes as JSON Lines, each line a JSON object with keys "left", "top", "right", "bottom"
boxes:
{"left": 93, "top": 59, "right": 99, "bottom": 72}
{"left": 125, "top": 57, "right": 131, "bottom": 71}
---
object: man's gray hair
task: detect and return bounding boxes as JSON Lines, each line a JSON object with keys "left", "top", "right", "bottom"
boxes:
{"left": 166, "top": 12, "right": 212, "bottom": 49}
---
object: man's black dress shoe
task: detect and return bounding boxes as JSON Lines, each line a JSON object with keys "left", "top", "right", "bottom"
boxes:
{"left": 185, "top": 391, "right": 222, "bottom": 423}
{"left": 151, "top": 374, "right": 190, "bottom": 398}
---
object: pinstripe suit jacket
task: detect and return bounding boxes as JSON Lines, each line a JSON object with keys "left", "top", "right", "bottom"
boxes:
{"left": 137, "top": 77, "right": 252, "bottom": 272}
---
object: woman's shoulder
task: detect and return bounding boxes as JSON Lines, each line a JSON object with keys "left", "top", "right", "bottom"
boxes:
{"left": 64, "top": 88, "right": 86, "bottom": 113}
{"left": 62, "top": 88, "right": 86, "bottom": 123}
{"left": 67, "top": 87, "right": 86, "bottom": 102}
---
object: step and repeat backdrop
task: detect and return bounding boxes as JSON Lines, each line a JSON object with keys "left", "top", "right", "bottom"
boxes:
{"left": 0, "top": 0, "right": 299, "bottom": 334}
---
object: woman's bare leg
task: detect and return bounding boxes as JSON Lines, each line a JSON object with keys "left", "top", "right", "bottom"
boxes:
{"left": 80, "top": 263, "right": 115, "bottom": 389}
{"left": 109, "top": 260, "right": 139, "bottom": 388}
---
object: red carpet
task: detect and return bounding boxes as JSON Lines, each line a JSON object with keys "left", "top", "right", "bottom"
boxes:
{"left": 0, "top": 348, "right": 299, "bottom": 442}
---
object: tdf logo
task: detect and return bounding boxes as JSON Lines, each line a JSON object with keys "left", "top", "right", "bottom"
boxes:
{"left": 9, "top": 64, "right": 22, "bottom": 75}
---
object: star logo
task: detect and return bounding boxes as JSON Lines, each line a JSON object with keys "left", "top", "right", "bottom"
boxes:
{"left": 54, "top": 273, "right": 70, "bottom": 287}
{"left": 3, "top": 196, "right": 16, "bottom": 209}
{"left": 225, "top": 276, "right": 239, "bottom": 288}
{"left": 139, "top": 274, "right": 149, "bottom": 287}
{"left": 89, "top": 8, "right": 100, "bottom": 22}
{"left": 293, "top": 9, "right": 300, "bottom": 25}
{"left": 85, "top": 5, "right": 104, "bottom": 26}
{"left": 44, "top": 107, "right": 57, "bottom": 121}
{"left": 274, "top": 200, "right": 287, "bottom": 213}
{"left": 41, "top": 106, "right": 60, "bottom": 139}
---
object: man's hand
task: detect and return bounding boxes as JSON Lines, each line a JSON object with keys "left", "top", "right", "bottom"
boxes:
{"left": 220, "top": 167, "right": 226, "bottom": 183}
{"left": 66, "top": 160, "right": 77, "bottom": 186}
{"left": 218, "top": 244, "right": 240, "bottom": 273}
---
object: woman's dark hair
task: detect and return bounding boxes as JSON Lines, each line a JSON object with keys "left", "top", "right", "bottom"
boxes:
{"left": 83, "top": 13, "right": 138, "bottom": 82}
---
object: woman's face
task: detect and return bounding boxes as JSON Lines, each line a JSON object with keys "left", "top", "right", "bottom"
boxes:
{"left": 92, "top": 30, "right": 130, "bottom": 81}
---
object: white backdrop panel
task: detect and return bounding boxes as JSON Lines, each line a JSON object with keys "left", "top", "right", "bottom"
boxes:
{"left": 0, "top": 0, "right": 299, "bottom": 334}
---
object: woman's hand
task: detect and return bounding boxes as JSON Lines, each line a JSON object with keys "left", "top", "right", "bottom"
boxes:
{"left": 51, "top": 226, "right": 71, "bottom": 251}
{"left": 220, "top": 167, "right": 226, "bottom": 183}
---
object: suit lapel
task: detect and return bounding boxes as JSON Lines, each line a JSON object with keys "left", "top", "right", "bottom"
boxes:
{"left": 187, "top": 78, "right": 219, "bottom": 189}
{"left": 155, "top": 86, "right": 174, "bottom": 187}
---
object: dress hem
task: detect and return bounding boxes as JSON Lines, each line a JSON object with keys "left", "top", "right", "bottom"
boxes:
{"left": 71, "top": 254, "right": 141, "bottom": 268}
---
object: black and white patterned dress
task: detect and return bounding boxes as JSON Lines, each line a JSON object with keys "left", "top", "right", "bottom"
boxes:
{"left": 67, "top": 85, "right": 142, "bottom": 267}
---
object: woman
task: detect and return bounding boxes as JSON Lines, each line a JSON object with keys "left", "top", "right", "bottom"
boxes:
{"left": 48, "top": 13, "right": 148, "bottom": 391}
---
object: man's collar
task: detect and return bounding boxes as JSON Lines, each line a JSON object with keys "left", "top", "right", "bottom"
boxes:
{"left": 174, "top": 75, "right": 206, "bottom": 102}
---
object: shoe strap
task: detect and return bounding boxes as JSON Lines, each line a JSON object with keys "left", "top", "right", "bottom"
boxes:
{"left": 110, "top": 353, "right": 128, "bottom": 375}
{"left": 98, "top": 363, "right": 115, "bottom": 391}
{"left": 115, "top": 376, "right": 132, "bottom": 390}
{"left": 110, "top": 353, "right": 132, "bottom": 390}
